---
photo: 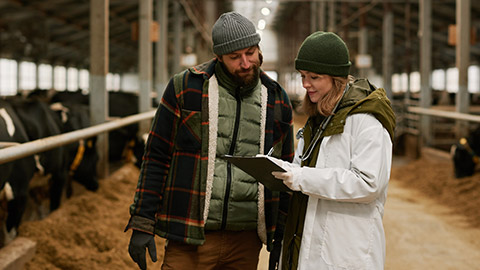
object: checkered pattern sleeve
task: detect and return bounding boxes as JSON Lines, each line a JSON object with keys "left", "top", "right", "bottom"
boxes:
{"left": 126, "top": 78, "right": 179, "bottom": 232}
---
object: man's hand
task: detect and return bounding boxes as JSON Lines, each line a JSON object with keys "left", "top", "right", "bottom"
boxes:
{"left": 128, "top": 230, "right": 157, "bottom": 270}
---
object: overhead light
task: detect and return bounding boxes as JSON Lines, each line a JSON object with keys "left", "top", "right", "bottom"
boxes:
{"left": 266, "top": 0, "right": 273, "bottom": 4}
{"left": 261, "top": 7, "right": 271, "bottom": 16}
{"left": 258, "top": 19, "right": 266, "bottom": 30}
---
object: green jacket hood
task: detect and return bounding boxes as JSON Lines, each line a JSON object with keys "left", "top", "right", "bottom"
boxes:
{"left": 324, "top": 78, "right": 396, "bottom": 141}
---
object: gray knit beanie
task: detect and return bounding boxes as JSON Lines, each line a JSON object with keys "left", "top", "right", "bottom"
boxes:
{"left": 212, "top": 11, "right": 261, "bottom": 55}
{"left": 295, "top": 31, "right": 351, "bottom": 77}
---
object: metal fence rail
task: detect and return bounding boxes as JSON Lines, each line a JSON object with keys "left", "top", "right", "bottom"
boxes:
{"left": 408, "top": 107, "right": 480, "bottom": 123}
{"left": 0, "top": 110, "right": 156, "bottom": 165}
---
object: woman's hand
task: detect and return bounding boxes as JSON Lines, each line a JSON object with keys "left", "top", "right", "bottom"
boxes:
{"left": 272, "top": 170, "right": 300, "bottom": 191}
{"left": 258, "top": 154, "right": 301, "bottom": 191}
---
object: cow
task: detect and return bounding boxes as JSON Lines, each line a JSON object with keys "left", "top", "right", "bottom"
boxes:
{"left": 27, "top": 89, "right": 99, "bottom": 192}
{"left": 7, "top": 96, "right": 68, "bottom": 211}
{"left": 0, "top": 99, "right": 36, "bottom": 247}
{"left": 107, "top": 92, "right": 147, "bottom": 168}
{"left": 49, "top": 101, "right": 99, "bottom": 193}
{"left": 51, "top": 90, "right": 150, "bottom": 168}
{"left": 451, "top": 126, "right": 480, "bottom": 178}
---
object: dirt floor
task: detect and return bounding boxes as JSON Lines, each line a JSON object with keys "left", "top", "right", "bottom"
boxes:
{"left": 11, "top": 113, "right": 480, "bottom": 269}
{"left": 385, "top": 154, "right": 480, "bottom": 270}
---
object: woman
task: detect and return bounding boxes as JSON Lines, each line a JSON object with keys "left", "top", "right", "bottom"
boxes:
{"left": 270, "top": 31, "right": 395, "bottom": 269}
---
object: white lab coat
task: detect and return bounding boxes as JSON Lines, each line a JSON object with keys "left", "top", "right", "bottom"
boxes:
{"left": 283, "top": 113, "right": 392, "bottom": 270}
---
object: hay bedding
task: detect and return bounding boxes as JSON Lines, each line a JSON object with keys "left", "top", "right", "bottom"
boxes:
{"left": 18, "top": 163, "right": 165, "bottom": 270}
{"left": 16, "top": 155, "right": 480, "bottom": 269}
{"left": 391, "top": 155, "right": 480, "bottom": 228}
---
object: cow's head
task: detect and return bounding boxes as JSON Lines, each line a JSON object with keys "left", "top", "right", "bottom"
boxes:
{"left": 451, "top": 139, "right": 478, "bottom": 178}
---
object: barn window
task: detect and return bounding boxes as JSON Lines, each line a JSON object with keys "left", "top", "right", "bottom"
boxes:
{"left": 67, "top": 67, "right": 79, "bottom": 91}
{"left": 264, "top": 71, "right": 278, "bottom": 81}
{"left": 121, "top": 73, "right": 139, "bottom": 92}
{"left": 432, "top": 69, "right": 446, "bottom": 91}
{"left": 410, "top": 72, "right": 420, "bottom": 93}
{"left": 0, "top": 59, "right": 17, "bottom": 95}
{"left": 113, "top": 74, "right": 121, "bottom": 91}
{"left": 392, "top": 74, "right": 401, "bottom": 92}
{"left": 392, "top": 74, "right": 399, "bottom": 92}
{"left": 399, "top": 73, "right": 409, "bottom": 92}
{"left": 446, "top": 67, "right": 458, "bottom": 93}
{"left": 468, "top": 65, "right": 480, "bottom": 93}
{"left": 38, "top": 64, "right": 53, "bottom": 90}
{"left": 107, "top": 73, "right": 121, "bottom": 91}
{"left": 54, "top": 66, "right": 67, "bottom": 91}
{"left": 19, "top": 61, "right": 36, "bottom": 90}
{"left": 79, "top": 69, "right": 89, "bottom": 91}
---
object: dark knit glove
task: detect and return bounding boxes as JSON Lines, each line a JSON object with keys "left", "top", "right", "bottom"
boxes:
{"left": 128, "top": 230, "right": 157, "bottom": 270}
{"left": 269, "top": 240, "right": 282, "bottom": 270}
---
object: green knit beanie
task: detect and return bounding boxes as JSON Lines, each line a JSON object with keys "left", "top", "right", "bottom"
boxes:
{"left": 295, "top": 31, "right": 351, "bottom": 77}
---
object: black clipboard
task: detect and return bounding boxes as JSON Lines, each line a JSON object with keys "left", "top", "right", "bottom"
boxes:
{"left": 222, "top": 155, "right": 290, "bottom": 192}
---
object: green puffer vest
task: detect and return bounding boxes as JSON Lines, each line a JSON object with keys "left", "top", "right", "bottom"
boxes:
{"left": 205, "top": 79, "right": 263, "bottom": 231}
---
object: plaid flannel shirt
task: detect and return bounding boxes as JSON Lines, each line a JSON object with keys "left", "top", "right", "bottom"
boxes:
{"left": 126, "top": 59, "right": 294, "bottom": 251}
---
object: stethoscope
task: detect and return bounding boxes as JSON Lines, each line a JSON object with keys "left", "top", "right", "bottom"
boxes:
{"left": 298, "top": 83, "right": 350, "bottom": 162}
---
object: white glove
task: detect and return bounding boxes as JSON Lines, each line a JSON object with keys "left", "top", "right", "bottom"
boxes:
{"left": 255, "top": 154, "right": 285, "bottom": 168}
{"left": 272, "top": 170, "right": 300, "bottom": 191}
{"left": 257, "top": 154, "right": 301, "bottom": 190}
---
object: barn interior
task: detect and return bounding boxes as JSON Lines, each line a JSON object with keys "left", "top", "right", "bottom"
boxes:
{"left": 1, "top": 0, "right": 480, "bottom": 269}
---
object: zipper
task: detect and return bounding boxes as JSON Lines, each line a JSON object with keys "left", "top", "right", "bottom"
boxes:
{"left": 221, "top": 88, "right": 242, "bottom": 230}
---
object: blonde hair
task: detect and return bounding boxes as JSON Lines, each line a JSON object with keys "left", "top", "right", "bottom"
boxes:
{"left": 301, "top": 75, "right": 354, "bottom": 117}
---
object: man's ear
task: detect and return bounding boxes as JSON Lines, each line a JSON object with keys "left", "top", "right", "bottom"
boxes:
{"left": 217, "top": 55, "right": 223, "bottom": 62}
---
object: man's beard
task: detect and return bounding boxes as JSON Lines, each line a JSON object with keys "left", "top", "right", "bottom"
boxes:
{"left": 231, "top": 63, "right": 260, "bottom": 86}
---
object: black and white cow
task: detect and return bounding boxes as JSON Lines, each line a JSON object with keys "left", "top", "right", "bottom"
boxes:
{"left": 51, "top": 91, "right": 149, "bottom": 168}
{"left": 7, "top": 96, "right": 68, "bottom": 211}
{"left": 451, "top": 127, "right": 480, "bottom": 178}
{"left": 27, "top": 90, "right": 100, "bottom": 193}
{"left": 49, "top": 101, "right": 99, "bottom": 193}
{"left": 0, "top": 99, "right": 36, "bottom": 247}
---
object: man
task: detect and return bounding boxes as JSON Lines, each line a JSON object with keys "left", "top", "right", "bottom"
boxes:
{"left": 126, "top": 11, "right": 294, "bottom": 270}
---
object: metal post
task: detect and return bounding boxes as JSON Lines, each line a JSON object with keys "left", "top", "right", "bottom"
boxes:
{"left": 382, "top": 2, "right": 393, "bottom": 100}
{"left": 404, "top": 0, "right": 412, "bottom": 101}
{"left": 319, "top": 1, "right": 326, "bottom": 31}
{"left": 328, "top": 1, "right": 336, "bottom": 33}
{"left": 77, "top": 67, "right": 81, "bottom": 90}
{"left": 172, "top": 1, "right": 183, "bottom": 74}
{"left": 201, "top": 0, "right": 216, "bottom": 63}
{"left": 17, "top": 60, "right": 21, "bottom": 92}
{"left": 455, "top": 0, "right": 470, "bottom": 138}
{"left": 51, "top": 64, "right": 55, "bottom": 90}
{"left": 89, "top": 0, "right": 109, "bottom": 177}
{"left": 155, "top": 0, "right": 169, "bottom": 103}
{"left": 419, "top": 0, "right": 432, "bottom": 145}
{"left": 65, "top": 66, "right": 69, "bottom": 90}
{"left": 359, "top": 6, "right": 368, "bottom": 79}
{"left": 35, "top": 63, "right": 40, "bottom": 89}
{"left": 138, "top": 0, "right": 153, "bottom": 135}
{"left": 310, "top": 1, "right": 317, "bottom": 33}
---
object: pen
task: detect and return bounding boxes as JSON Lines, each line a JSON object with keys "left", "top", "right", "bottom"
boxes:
{"left": 266, "top": 147, "right": 274, "bottom": 156}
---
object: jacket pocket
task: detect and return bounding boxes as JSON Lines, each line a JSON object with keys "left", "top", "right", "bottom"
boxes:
{"left": 175, "top": 109, "right": 201, "bottom": 151}
{"left": 321, "top": 211, "right": 374, "bottom": 269}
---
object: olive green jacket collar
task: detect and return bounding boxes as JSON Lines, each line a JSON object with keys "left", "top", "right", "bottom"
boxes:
{"left": 323, "top": 79, "right": 396, "bottom": 141}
